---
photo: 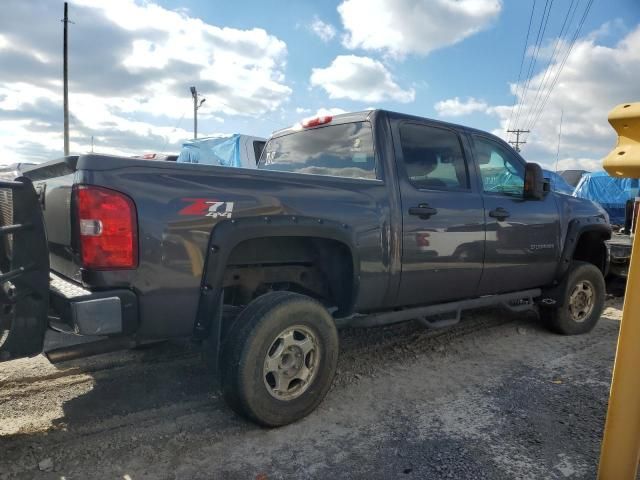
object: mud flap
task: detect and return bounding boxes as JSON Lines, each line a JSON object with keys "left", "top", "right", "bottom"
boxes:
{"left": 0, "top": 177, "right": 49, "bottom": 361}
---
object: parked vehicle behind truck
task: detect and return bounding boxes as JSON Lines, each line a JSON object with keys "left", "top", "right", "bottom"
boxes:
{"left": 0, "top": 110, "right": 611, "bottom": 426}
{"left": 177, "top": 134, "right": 266, "bottom": 168}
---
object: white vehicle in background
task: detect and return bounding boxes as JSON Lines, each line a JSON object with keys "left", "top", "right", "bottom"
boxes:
{"left": 0, "top": 163, "right": 36, "bottom": 180}
{"left": 177, "top": 134, "right": 266, "bottom": 168}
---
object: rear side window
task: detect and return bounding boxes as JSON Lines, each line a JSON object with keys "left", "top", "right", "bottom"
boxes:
{"left": 399, "top": 123, "right": 469, "bottom": 190}
{"left": 259, "top": 122, "right": 376, "bottom": 180}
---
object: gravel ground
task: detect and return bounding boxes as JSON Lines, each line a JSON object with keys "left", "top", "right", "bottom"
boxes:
{"left": 0, "top": 295, "right": 624, "bottom": 479}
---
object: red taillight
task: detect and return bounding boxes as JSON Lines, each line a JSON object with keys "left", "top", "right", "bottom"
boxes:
{"left": 302, "top": 115, "right": 332, "bottom": 128}
{"left": 74, "top": 185, "right": 138, "bottom": 270}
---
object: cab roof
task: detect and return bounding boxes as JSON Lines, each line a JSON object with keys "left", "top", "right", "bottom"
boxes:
{"left": 272, "top": 109, "right": 486, "bottom": 137}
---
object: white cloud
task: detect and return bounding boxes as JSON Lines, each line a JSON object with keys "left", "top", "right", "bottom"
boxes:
{"left": 338, "top": 0, "right": 501, "bottom": 58}
{"left": 488, "top": 24, "right": 640, "bottom": 171}
{"left": 554, "top": 157, "right": 605, "bottom": 172}
{"left": 310, "top": 17, "right": 337, "bottom": 42}
{"left": 435, "top": 97, "right": 489, "bottom": 117}
{"left": 0, "top": 0, "right": 291, "bottom": 163}
{"left": 293, "top": 107, "right": 348, "bottom": 121}
{"left": 310, "top": 55, "right": 415, "bottom": 103}
{"left": 313, "top": 107, "right": 349, "bottom": 117}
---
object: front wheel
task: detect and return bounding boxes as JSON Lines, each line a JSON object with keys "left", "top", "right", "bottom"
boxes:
{"left": 541, "top": 261, "right": 605, "bottom": 335}
{"left": 220, "top": 291, "right": 339, "bottom": 427}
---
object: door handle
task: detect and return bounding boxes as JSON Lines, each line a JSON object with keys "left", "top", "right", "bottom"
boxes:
{"left": 409, "top": 204, "right": 438, "bottom": 219}
{"left": 489, "top": 207, "right": 510, "bottom": 221}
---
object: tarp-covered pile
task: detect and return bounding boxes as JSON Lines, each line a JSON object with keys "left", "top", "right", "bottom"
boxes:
{"left": 573, "top": 171, "right": 640, "bottom": 224}
{"left": 177, "top": 135, "right": 242, "bottom": 168}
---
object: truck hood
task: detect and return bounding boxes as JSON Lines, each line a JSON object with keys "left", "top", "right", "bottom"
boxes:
{"left": 555, "top": 193, "right": 611, "bottom": 237}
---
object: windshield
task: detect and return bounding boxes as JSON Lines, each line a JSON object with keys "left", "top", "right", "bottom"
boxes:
{"left": 258, "top": 122, "right": 376, "bottom": 180}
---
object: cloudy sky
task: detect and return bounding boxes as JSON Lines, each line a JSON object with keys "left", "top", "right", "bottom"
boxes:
{"left": 1, "top": 0, "right": 639, "bottom": 171}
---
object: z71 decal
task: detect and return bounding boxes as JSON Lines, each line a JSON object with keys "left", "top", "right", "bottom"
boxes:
{"left": 178, "top": 198, "right": 235, "bottom": 218}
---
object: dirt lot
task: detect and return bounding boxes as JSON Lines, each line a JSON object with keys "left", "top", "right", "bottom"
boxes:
{"left": 0, "top": 295, "right": 624, "bottom": 479}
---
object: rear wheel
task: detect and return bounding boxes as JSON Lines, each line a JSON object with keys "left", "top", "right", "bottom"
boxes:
{"left": 220, "top": 291, "right": 339, "bottom": 427}
{"left": 541, "top": 261, "right": 605, "bottom": 335}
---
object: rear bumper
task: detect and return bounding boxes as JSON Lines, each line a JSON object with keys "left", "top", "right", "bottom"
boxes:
{"left": 49, "top": 272, "right": 138, "bottom": 335}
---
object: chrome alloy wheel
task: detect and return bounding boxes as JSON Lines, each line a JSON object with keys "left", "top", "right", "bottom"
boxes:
{"left": 263, "top": 325, "right": 319, "bottom": 401}
{"left": 568, "top": 280, "right": 595, "bottom": 323}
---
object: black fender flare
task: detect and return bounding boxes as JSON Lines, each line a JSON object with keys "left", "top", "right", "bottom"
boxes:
{"left": 556, "top": 216, "right": 611, "bottom": 279}
{"left": 541, "top": 216, "right": 610, "bottom": 307}
{"left": 193, "top": 215, "right": 360, "bottom": 363}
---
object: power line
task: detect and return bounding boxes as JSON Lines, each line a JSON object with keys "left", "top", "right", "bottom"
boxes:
{"left": 523, "top": 0, "right": 580, "bottom": 130}
{"left": 512, "top": 0, "right": 554, "bottom": 132}
{"left": 528, "top": 0, "right": 594, "bottom": 132}
{"left": 514, "top": 0, "right": 549, "bottom": 131}
{"left": 529, "top": 0, "right": 593, "bottom": 130}
{"left": 505, "top": 0, "right": 537, "bottom": 138}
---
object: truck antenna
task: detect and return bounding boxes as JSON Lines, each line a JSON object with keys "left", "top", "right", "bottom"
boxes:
{"left": 555, "top": 109, "right": 564, "bottom": 172}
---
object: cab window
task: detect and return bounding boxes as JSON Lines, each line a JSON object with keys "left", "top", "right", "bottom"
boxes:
{"left": 399, "top": 123, "right": 469, "bottom": 190}
{"left": 259, "top": 122, "right": 376, "bottom": 180}
{"left": 474, "top": 136, "right": 525, "bottom": 196}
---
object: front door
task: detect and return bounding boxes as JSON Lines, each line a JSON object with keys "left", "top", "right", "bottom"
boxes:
{"left": 395, "top": 122, "right": 485, "bottom": 307}
{"left": 471, "top": 134, "right": 561, "bottom": 295}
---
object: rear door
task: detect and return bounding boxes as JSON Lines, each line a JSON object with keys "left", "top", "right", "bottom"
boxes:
{"left": 471, "top": 134, "right": 560, "bottom": 295}
{"left": 394, "top": 121, "right": 485, "bottom": 307}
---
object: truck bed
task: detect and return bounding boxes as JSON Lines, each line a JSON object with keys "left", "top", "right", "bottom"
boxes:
{"left": 24, "top": 153, "right": 393, "bottom": 340}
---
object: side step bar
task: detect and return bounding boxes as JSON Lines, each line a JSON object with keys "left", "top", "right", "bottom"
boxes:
{"left": 45, "top": 336, "right": 137, "bottom": 363}
{"left": 336, "top": 289, "right": 541, "bottom": 329}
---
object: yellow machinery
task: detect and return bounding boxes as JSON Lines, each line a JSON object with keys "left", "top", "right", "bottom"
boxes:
{"left": 598, "top": 102, "right": 640, "bottom": 479}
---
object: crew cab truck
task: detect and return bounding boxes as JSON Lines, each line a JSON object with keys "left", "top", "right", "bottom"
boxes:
{"left": 0, "top": 110, "right": 611, "bottom": 426}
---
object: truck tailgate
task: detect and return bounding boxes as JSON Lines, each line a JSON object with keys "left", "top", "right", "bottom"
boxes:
{"left": 24, "top": 157, "right": 80, "bottom": 282}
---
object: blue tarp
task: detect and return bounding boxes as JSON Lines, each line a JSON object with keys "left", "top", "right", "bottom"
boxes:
{"left": 177, "top": 135, "right": 242, "bottom": 167}
{"left": 573, "top": 171, "right": 640, "bottom": 224}
{"left": 542, "top": 169, "right": 574, "bottom": 196}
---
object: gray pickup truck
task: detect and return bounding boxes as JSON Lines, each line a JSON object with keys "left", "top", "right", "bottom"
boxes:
{"left": 0, "top": 110, "right": 611, "bottom": 426}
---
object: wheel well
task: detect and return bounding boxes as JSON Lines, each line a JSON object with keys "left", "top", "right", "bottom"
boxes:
{"left": 221, "top": 236, "right": 355, "bottom": 315}
{"left": 572, "top": 230, "right": 608, "bottom": 274}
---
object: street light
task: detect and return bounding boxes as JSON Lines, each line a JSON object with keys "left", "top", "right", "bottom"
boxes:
{"left": 190, "top": 86, "right": 206, "bottom": 139}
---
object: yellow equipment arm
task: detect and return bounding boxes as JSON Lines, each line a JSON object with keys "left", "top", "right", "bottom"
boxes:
{"left": 598, "top": 101, "right": 640, "bottom": 479}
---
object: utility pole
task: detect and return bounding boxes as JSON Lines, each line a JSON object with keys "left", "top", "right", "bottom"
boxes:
{"left": 190, "top": 86, "right": 206, "bottom": 139}
{"left": 507, "top": 129, "right": 529, "bottom": 152}
{"left": 62, "top": 2, "right": 70, "bottom": 156}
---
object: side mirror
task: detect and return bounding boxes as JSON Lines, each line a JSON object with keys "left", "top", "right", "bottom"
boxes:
{"left": 524, "top": 162, "right": 549, "bottom": 200}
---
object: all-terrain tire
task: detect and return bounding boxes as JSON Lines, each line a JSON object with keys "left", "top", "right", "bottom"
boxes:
{"left": 541, "top": 261, "right": 605, "bottom": 335}
{"left": 220, "top": 291, "right": 339, "bottom": 427}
